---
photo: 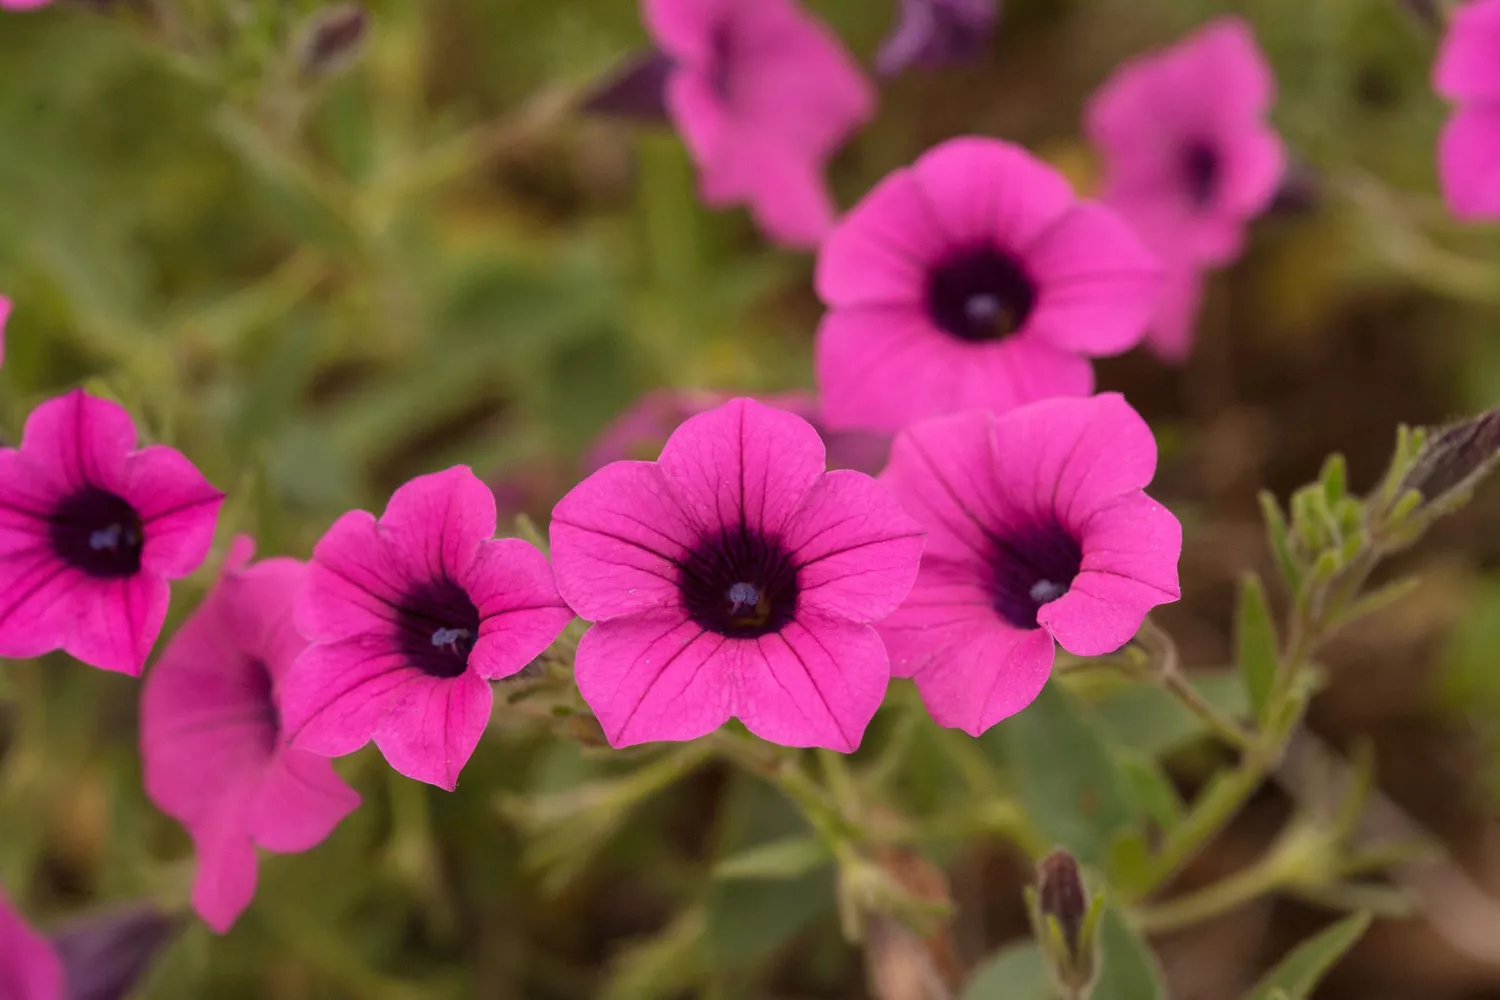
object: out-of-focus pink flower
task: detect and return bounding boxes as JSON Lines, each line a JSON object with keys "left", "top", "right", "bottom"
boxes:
{"left": 0, "top": 1, "right": 52, "bottom": 10}
{"left": 0, "top": 390, "right": 223, "bottom": 675}
{"left": 1086, "top": 17, "right": 1284, "bottom": 361}
{"left": 583, "top": 388, "right": 889, "bottom": 474}
{"left": 0, "top": 890, "right": 61, "bottom": 1000}
{"left": 551, "top": 398, "right": 924, "bottom": 750}
{"left": 1435, "top": 0, "right": 1500, "bottom": 220}
{"left": 876, "top": 0, "right": 997, "bottom": 76}
{"left": 878, "top": 394, "right": 1181, "bottom": 735}
{"left": 645, "top": 0, "right": 874, "bottom": 247}
{"left": 142, "top": 538, "right": 361, "bottom": 933}
{"left": 280, "top": 467, "right": 573, "bottom": 790}
{"left": 814, "top": 137, "right": 1160, "bottom": 432}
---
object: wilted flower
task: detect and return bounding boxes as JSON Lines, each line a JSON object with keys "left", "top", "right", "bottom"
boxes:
{"left": 582, "top": 50, "right": 674, "bottom": 120}
{"left": 875, "top": 0, "right": 997, "bottom": 76}
{"left": 644, "top": 0, "right": 874, "bottom": 247}
{"left": 280, "top": 467, "right": 573, "bottom": 790}
{"left": 551, "top": 398, "right": 924, "bottom": 750}
{"left": 1085, "top": 17, "right": 1284, "bottom": 362}
{"left": 0, "top": 889, "right": 61, "bottom": 1000}
{"left": 877, "top": 394, "right": 1181, "bottom": 735}
{"left": 48, "top": 902, "right": 177, "bottom": 1000}
{"left": 1434, "top": 0, "right": 1500, "bottom": 220}
{"left": 142, "top": 538, "right": 361, "bottom": 932}
{"left": 297, "top": 2, "right": 370, "bottom": 79}
{"left": 0, "top": 390, "right": 223, "bottom": 675}
{"left": 1398, "top": 407, "right": 1500, "bottom": 507}
{"left": 584, "top": 388, "right": 889, "bottom": 474}
{"left": 814, "top": 137, "right": 1160, "bottom": 432}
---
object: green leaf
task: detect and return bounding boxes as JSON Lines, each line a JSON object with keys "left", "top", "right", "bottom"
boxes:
{"left": 1259, "top": 490, "right": 1302, "bottom": 589}
{"left": 1002, "top": 683, "right": 1139, "bottom": 867}
{"left": 1118, "top": 755, "right": 1184, "bottom": 828}
{"left": 1090, "top": 673, "right": 1250, "bottom": 758}
{"left": 960, "top": 943, "right": 1052, "bottom": 1000}
{"left": 712, "top": 835, "right": 831, "bottom": 882}
{"left": 1321, "top": 453, "right": 1347, "bottom": 504}
{"left": 1236, "top": 573, "right": 1280, "bottom": 726}
{"left": 1091, "top": 906, "right": 1166, "bottom": 1000}
{"left": 1244, "top": 912, "right": 1372, "bottom": 1000}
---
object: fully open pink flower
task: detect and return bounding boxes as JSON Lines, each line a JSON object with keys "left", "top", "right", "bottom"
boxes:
{"left": 878, "top": 394, "right": 1181, "bottom": 736}
{"left": 0, "top": 390, "right": 223, "bottom": 675}
{"left": 1085, "top": 17, "right": 1283, "bottom": 361}
{"left": 1435, "top": 0, "right": 1500, "bottom": 220}
{"left": 142, "top": 538, "right": 361, "bottom": 933}
{"left": 646, "top": 0, "right": 874, "bottom": 247}
{"left": 551, "top": 397, "right": 924, "bottom": 750}
{"left": 280, "top": 467, "right": 573, "bottom": 790}
{"left": 585, "top": 388, "right": 889, "bottom": 474}
{"left": 814, "top": 137, "right": 1160, "bottom": 433}
{"left": 0, "top": 890, "right": 61, "bottom": 1000}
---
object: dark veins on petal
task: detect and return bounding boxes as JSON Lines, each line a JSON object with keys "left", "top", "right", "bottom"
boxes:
{"left": 926, "top": 246, "right": 1038, "bottom": 343}
{"left": 396, "top": 579, "right": 482, "bottom": 678}
{"left": 680, "top": 528, "right": 799, "bottom": 639}
{"left": 1182, "top": 140, "right": 1221, "bottom": 209}
{"left": 50, "top": 488, "right": 145, "bottom": 579}
{"left": 987, "top": 519, "right": 1083, "bottom": 629}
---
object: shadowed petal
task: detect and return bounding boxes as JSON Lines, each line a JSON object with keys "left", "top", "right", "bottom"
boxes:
{"left": 125, "top": 446, "right": 224, "bottom": 579}
{"left": 905, "top": 615, "right": 1053, "bottom": 736}
{"left": 372, "top": 669, "right": 493, "bottom": 790}
{"left": 551, "top": 460, "right": 700, "bottom": 622}
{"left": 1146, "top": 263, "right": 1205, "bottom": 364}
{"left": 188, "top": 792, "right": 259, "bottom": 934}
{"left": 815, "top": 171, "right": 949, "bottom": 308}
{"left": 462, "top": 538, "right": 573, "bottom": 680}
{"left": 1038, "top": 492, "right": 1182, "bottom": 656}
{"left": 573, "top": 611, "right": 732, "bottom": 747}
{"left": 880, "top": 411, "right": 1008, "bottom": 565}
{"left": 737, "top": 614, "right": 888, "bottom": 751}
{"left": 583, "top": 49, "right": 673, "bottom": 120}
{"left": 785, "top": 470, "right": 924, "bottom": 621}
{"left": 248, "top": 751, "right": 362, "bottom": 852}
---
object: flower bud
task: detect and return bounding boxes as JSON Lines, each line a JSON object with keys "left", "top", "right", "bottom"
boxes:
{"left": 1398, "top": 408, "right": 1500, "bottom": 512}
{"left": 297, "top": 3, "right": 370, "bottom": 79}
{"left": 50, "top": 902, "right": 178, "bottom": 1000}
{"left": 876, "top": 0, "right": 998, "bottom": 77}
{"left": 1029, "top": 849, "right": 1100, "bottom": 997}
{"left": 581, "top": 51, "right": 673, "bottom": 121}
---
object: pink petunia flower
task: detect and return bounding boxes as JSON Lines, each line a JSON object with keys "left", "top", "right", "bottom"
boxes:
{"left": 279, "top": 467, "right": 574, "bottom": 790}
{"left": 813, "top": 137, "right": 1161, "bottom": 433}
{"left": 1435, "top": 0, "right": 1500, "bottom": 220}
{"left": 645, "top": 0, "right": 875, "bottom": 247}
{"left": 0, "top": 890, "right": 61, "bottom": 1000}
{"left": 584, "top": 388, "right": 889, "bottom": 474}
{"left": 1085, "top": 17, "right": 1284, "bottom": 361}
{"left": 142, "top": 537, "right": 361, "bottom": 933}
{"left": 877, "top": 394, "right": 1181, "bottom": 736}
{"left": 0, "top": 390, "right": 224, "bottom": 675}
{"left": 550, "top": 397, "right": 925, "bottom": 751}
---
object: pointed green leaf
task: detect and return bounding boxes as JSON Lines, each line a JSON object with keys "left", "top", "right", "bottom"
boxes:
{"left": 1259, "top": 490, "right": 1301, "bottom": 589}
{"left": 712, "top": 835, "right": 830, "bottom": 882}
{"left": 1090, "top": 905, "right": 1166, "bottom": 1000}
{"left": 1321, "top": 453, "right": 1347, "bottom": 504}
{"left": 1002, "top": 683, "right": 1139, "bottom": 867}
{"left": 1118, "top": 755, "right": 1183, "bottom": 828}
{"left": 1244, "top": 912, "right": 1372, "bottom": 1000}
{"left": 960, "top": 943, "right": 1052, "bottom": 1000}
{"left": 1236, "top": 573, "right": 1279, "bottom": 725}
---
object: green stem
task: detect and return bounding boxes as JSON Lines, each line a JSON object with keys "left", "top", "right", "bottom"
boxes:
{"left": 1133, "top": 851, "right": 1291, "bottom": 933}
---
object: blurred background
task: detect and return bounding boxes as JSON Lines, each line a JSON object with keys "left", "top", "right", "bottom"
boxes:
{"left": 3, "top": 0, "right": 1500, "bottom": 997}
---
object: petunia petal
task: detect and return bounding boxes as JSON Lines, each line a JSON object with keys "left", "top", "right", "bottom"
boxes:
{"left": 1038, "top": 492, "right": 1182, "bottom": 656}
{"left": 880, "top": 411, "right": 1008, "bottom": 566}
{"left": 1439, "top": 105, "right": 1500, "bottom": 222}
{"left": 0, "top": 890, "right": 64, "bottom": 1000}
{"left": 64, "top": 573, "right": 169, "bottom": 677}
{"left": 906, "top": 615, "right": 1054, "bottom": 736}
{"left": 1145, "top": 263, "right": 1206, "bottom": 364}
{"left": 462, "top": 537, "right": 574, "bottom": 680}
{"left": 379, "top": 466, "right": 496, "bottom": 586}
{"left": 0, "top": 553, "right": 86, "bottom": 661}
{"left": 1434, "top": 0, "right": 1500, "bottom": 102}
{"left": 1024, "top": 202, "right": 1161, "bottom": 356}
{"left": 124, "top": 445, "right": 224, "bottom": 579}
{"left": 815, "top": 170, "right": 949, "bottom": 308}
{"left": 188, "top": 792, "right": 259, "bottom": 934}
{"left": 573, "top": 611, "right": 734, "bottom": 747}
{"left": 550, "top": 461, "right": 699, "bottom": 622}
{"left": 372, "top": 669, "right": 493, "bottom": 790}
{"left": 296, "top": 510, "right": 410, "bottom": 643}
{"left": 248, "top": 750, "right": 361, "bottom": 853}
{"left": 280, "top": 637, "right": 417, "bottom": 757}
{"left": 0, "top": 452, "right": 61, "bottom": 559}
{"left": 736, "top": 613, "right": 889, "bottom": 752}
{"left": 657, "top": 397, "right": 825, "bottom": 539}
{"left": 910, "top": 136, "right": 1077, "bottom": 251}
{"left": 643, "top": 0, "right": 728, "bottom": 62}
{"left": 19, "top": 389, "right": 136, "bottom": 494}
{"left": 784, "top": 470, "right": 924, "bottom": 621}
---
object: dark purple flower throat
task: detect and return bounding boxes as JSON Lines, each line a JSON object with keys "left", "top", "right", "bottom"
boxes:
{"left": 51, "top": 489, "right": 145, "bottom": 578}
{"left": 681, "top": 529, "right": 799, "bottom": 639}
{"left": 927, "top": 247, "right": 1038, "bottom": 342}
{"left": 396, "top": 580, "right": 482, "bottom": 678}
{"left": 987, "top": 520, "right": 1082, "bottom": 629}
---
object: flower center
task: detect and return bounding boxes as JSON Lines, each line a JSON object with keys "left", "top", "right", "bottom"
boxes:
{"left": 680, "top": 530, "right": 798, "bottom": 639}
{"left": 395, "top": 580, "right": 482, "bottom": 679}
{"left": 987, "top": 521, "right": 1083, "bottom": 629}
{"left": 246, "top": 658, "right": 281, "bottom": 754}
{"left": 49, "top": 489, "right": 145, "bottom": 579}
{"left": 926, "top": 247, "right": 1038, "bottom": 343}
{"left": 1182, "top": 141, "right": 1221, "bottom": 209}
{"left": 708, "top": 15, "right": 739, "bottom": 102}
